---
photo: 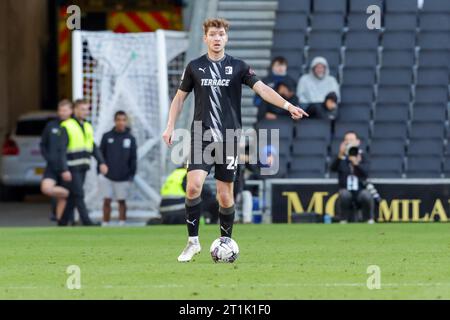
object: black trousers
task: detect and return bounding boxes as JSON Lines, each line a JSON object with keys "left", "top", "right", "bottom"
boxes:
{"left": 60, "top": 169, "right": 93, "bottom": 225}
{"left": 339, "top": 189, "right": 374, "bottom": 222}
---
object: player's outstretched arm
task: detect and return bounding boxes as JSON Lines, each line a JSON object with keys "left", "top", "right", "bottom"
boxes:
{"left": 252, "top": 81, "right": 309, "bottom": 120}
{"left": 162, "top": 89, "right": 190, "bottom": 146}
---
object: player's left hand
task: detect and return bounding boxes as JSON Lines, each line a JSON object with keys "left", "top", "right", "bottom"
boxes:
{"left": 288, "top": 105, "right": 309, "bottom": 120}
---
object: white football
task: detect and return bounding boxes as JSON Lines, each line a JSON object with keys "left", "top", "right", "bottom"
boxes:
{"left": 210, "top": 237, "right": 239, "bottom": 263}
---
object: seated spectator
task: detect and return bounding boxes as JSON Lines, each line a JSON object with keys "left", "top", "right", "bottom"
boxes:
{"left": 330, "top": 131, "right": 374, "bottom": 224}
{"left": 257, "top": 81, "right": 299, "bottom": 121}
{"left": 253, "top": 56, "right": 297, "bottom": 109}
{"left": 297, "top": 56, "right": 340, "bottom": 120}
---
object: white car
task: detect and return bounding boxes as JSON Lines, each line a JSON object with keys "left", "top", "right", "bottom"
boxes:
{"left": 0, "top": 111, "right": 57, "bottom": 201}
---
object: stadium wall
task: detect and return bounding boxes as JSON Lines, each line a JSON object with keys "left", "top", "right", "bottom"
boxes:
{"left": 265, "top": 179, "right": 450, "bottom": 223}
{"left": 0, "top": 0, "right": 48, "bottom": 139}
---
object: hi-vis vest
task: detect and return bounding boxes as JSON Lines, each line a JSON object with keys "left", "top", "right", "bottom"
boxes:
{"left": 160, "top": 168, "right": 187, "bottom": 198}
{"left": 61, "top": 118, "right": 94, "bottom": 168}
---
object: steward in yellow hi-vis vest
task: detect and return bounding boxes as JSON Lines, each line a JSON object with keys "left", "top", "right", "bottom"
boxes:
{"left": 60, "top": 118, "right": 95, "bottom": 169}
{"left": 155, "top": 167, "right": 188, "bottom": 225}
{"left": 147, "top": 166, "right": 219, "bottom": 226}
{"left": 58, "top": 99, "right": 108, "bottom": 227}
{"left": 161, "top": 167, "right": 187, "bottom": 198}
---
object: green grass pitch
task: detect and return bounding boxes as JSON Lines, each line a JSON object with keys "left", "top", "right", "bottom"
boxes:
{"left": 0, "top": 224, "right": 449, "bottom": 299}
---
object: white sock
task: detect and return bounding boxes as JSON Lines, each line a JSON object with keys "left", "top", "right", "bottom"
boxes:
{"left": 189, "top": 236, "right": 199, "bottom": 244}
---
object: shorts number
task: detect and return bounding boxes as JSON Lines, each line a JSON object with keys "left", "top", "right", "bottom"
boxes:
{"left": 227, "top": 156, "right": 238, "bottom": 170}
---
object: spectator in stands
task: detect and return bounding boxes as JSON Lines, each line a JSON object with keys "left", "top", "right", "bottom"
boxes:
{"left": 330, "top": 131, "right": 374, "bottom": 224}
{"left": 253, "top": 56, "right": 297, "bottom": 110}
{"left": 297, "top": 56, "right": 340, "bottom": 120}
{"left": 257, "top": 80, "right": 299, "bottom": 121}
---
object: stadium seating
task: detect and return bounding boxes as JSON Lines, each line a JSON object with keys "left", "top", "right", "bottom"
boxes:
{"left": 374, "top": 104, "right": 409, "bottom": 122}
{"left": 294, "top": 119, "right": 331, "bottom": 142}
{"left": 345, "top": 49, "right": 377, "bottom": 67}
{"left": 381, "top": 50, "right": 415, "bottom": 67}
{"left": 370, "top": 138, "right": 405, "bottom": 156}
{"left": 422, "top": 0, "right": 450, "bottom": 12}
{"left": 289, "top": 156, "right": 327, "bottom": 178}
{"left": 292, "top": 139, "right": 328, "bottom": 157}
{"left": 385, "top": 0, "right": 418, "bottom": 13}
{"left": 269, "top": 0, "right": 450, "bottom": 178}
{"left": 311, "top": 13, "right": 345, "bottom": 31}
{"left": 382, "top": 31, "right": 416, "bottom": 49}
{"left": 406, "top": 156, "right": 442, "bottom": 178}
{"left": 418, "top": 32, "right": 450, "bottom": 49}
{"left": 408, "top": 138, "right": 443, "bottom": 157}
{"left": 337, "top": 104, "right": 371, "bottom": 122}
{"left": 345, "top": 31, "right": 379, "bottom": 50}
{"left": 372, "top": 121, "right": 408, "bottom": 140}
{"left": 308, "top": 30, "right": 342, "bottom": 50}
{"left": 349, "top": 0, "right": 383, "bottom": 13}
{"left": 313, "top": 0, "right": 347, "bottom": 14}
{"left": 347, "top": 14, "right": 371, "bottom": 30}
{"left": 409, "top": 121, "right": 445, "bottom": 139}
{"left": 419, "top": 13, "right": 450, "bottom": 31}
{"left": 278, "top": 0, "right": 310, "bottom": 13}
{"left": 416, "top": 67, "right": 449, "bottom": 86}
{"left": 385, "top": 14, "right": 417, "bottom": 31}
{"left": 370, "top": 156, "right": 404, "bottom": 178}
{"left": 342, "top": 67, "right": 376, "bottom": 86}
{"left": 274, "top": 12, "right": 308, "bottom": 31}
{"left": 411, "top": 103, "right": 446, "bottom": 122}
{"left": 379, "top": 67, "right": 413, "bottom": 86}
{"left": 335, "top": 121, "right": 370, "bottom": 141}
{"left": 417, "top": 49, "right": 450, "bottom": 67}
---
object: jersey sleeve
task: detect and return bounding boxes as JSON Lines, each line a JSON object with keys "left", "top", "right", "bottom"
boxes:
{"left": 241, "top": 62, "right": 260, "bottom": 88}
{"left": 178, "top": 63, "right": 194, "bottom": 92}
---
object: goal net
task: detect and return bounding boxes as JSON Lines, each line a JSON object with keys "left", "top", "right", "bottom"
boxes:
{"left": 71, "top": 30, "right": 188, "bottom": 222}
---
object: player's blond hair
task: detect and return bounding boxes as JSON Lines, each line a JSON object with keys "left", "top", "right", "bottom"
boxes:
{"left": 203, "top": 18, "right": 230, "bottom": 35}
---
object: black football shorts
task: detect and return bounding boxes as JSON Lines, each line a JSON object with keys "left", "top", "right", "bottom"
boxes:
{"left": 187, "top": 137, "right": 239, "bottom": 183}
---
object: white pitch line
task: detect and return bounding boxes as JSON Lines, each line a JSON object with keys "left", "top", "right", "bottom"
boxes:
{"left": 2, "top": 283, "right": 450, "bottom": 290}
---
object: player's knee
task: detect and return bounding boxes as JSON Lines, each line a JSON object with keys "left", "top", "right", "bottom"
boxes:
{"left": 216, "top": 189, "right": 233, "bottom": 207}
{"left": 186, "top": 181, "right": 202, "bottom": 198}
{"left": 40, "top": 182, "right": 53, "bottom": 196}
{"left": 61, "top": 188, "right": 70, "bottom": 199}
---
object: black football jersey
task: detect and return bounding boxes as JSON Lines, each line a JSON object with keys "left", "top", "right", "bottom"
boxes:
{"left": 179, "top": 54, "right": 260, "bottom": 141}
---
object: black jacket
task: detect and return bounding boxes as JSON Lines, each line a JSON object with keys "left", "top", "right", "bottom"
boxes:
{"left": 40, "top": 119, "right": 64, "bottom": 172}
{"left": 257, "top": 94, "right": 299, "bottom": 121}
{"left": 330, "top": 153, "right": 369, "bottom": 191}
{"left": 100, "top": 128, "right": 137, "bottom": 182}
{"left": 253, "top": 73, "right": 297, "bottom": 108}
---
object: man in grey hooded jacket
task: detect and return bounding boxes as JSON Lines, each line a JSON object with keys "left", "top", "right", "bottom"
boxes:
{"left": 297, "top": 56, "right": 340, "bottom": 120}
